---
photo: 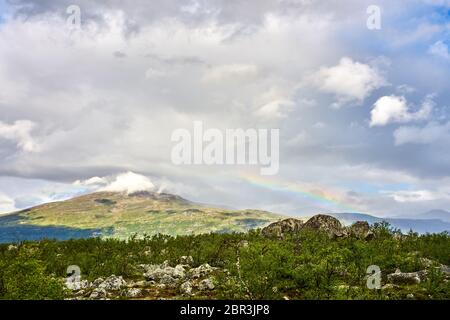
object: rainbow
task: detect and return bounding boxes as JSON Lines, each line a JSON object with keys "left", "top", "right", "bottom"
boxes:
{"left": 240, "top": 172, "right": 360, "bottom": 212}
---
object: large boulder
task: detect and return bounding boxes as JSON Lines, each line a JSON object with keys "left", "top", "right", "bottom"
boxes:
{"left": 347, "top": 221, "right": 375, "bottom": 240}
{"left": 261, "top": 218, "right": 304, "bottom": 239}
{"left": 142, "top": 264, "right": 185, "bottom": 281}
{"left": 303, "top": 215, "right": 347, "bottom": 239}
{"left": 387, "top": 269, "right": 427, "bottom": 285}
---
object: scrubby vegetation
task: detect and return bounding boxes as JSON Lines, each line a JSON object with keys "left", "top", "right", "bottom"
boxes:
{"left": 0, "top": 223, "right": 449, "bottom": 300}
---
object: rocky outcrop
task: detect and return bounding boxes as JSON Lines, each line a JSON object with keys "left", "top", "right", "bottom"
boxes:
{"left": 347, "top": 221, "right": 375, "bottom": 240}
{"left": 65, "top": 256, "right": 221, "bottom": 300}
{"left": 66, "top": 279, "right": 90, "bottom": 291}
{"left": 198, "top": 278, "right": 215, "bottom": 291}
{"left": 387, "top": 269, "right": 425, "bottom": 285}
{"left": 98, "top": 275, "right": 126, "bottom": 291}
{"left": 125, "top": 288, "right": 143, "bottom": 298}
{"left": 89, "top": 288, "right": 107, "bottom": 299}
{"left": 387, "top": 259, "right": 450, "bottom": 287}
{"left": 188, "top": 263, "right": 217, "bottom": 279}
{"left": 142, "top": 263, "right": 186, "bottom": 281}
{"left": 180, "top": 281, "right": 193, "bottom": 295}
{"left": 302, "top": 215, "right": 347, "bottom": 239}
{"left": 261, "top": 218, "right": 304, "bottom": 239}
{"left": 262, "top": 215, "right": 377, "bottom": 240}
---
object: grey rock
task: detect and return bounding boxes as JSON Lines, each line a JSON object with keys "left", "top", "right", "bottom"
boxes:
{"left": 98, "top": 275, "right": 126, "bottom": 291}
{"left": 74, "top": 289, "right": 86, "bottom": 297}
{"left": 387, "top": 270, "right": 425, "bottom": 285}
{"left": 303, "top": 215, "right": 347, "bottom": 239}
{"left": 419, "top": 257, "right": 435, "bottom": 268}
{"left": 92, "top": 277, "right": 105, "bottom": 287}
{"left": 440, "top": 265, "right": 450, "bottom": 275}
{"left": 180, "top": 281, "right": 193, "bottom": 295}
{"left": 160, "top": 274, "right": 178, "bottom": 287}
{"left": 66, "top": 279, "right": 90, "bottom": 291}
{"left": 262, "top": 215, "right": 349, "bottom": 239}
{"left": 347, "top": 221, "right": 374, "bottom": 240}
{"left": 198, "top": 278, "right": 215, "bottom": 291}
{"left": 89, "top": 288, "right": 107, "bottom": 299}
{"left": 143, "top": 264, "right": 185, "bottom": 281}
{"left": 125, "top": 288, "right": 143, "bottom": 298}
{"left": 155, "top": 283, "right": 166, "bottom": 290}
{"left": 189, "top": 264, "right": 216, "bottom": 279}
{"left": 262, "top": 218, "right": 304, "bottom": 239}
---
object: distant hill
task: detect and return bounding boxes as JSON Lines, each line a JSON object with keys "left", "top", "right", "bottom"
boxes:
{"left": 327, "top": 212, "right": 450, "bottom": 234}
{"left": 2, "top": 190, "right": 449, "bottom": 243}
{"left": 0, "top": 191, "right": 283, "bottom": 243}
{"left": 406, "top": 209, "right": 450, "bottom": 223}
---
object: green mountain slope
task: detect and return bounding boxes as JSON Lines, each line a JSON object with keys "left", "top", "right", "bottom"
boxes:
{"left": 5, "top": 191, "right": 284, "bottom": 239}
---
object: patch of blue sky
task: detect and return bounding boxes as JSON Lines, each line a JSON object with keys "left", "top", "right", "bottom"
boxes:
{"left": 0, "top": 0, "right": 11, "bottom": 24}
{"left": 342, "top": 182, "right": 412, "bottom": 195}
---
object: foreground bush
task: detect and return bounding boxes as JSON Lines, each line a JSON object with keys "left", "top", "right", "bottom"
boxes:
{"left": 0, "top": 224, "right": 449, "bottom": 300}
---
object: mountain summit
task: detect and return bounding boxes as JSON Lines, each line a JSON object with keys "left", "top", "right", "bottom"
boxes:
{"left": 0, "top": 191, "right": 282, "bottom": 242}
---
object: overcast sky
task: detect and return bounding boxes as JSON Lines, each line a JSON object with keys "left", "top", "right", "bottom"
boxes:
{"left": 0, "top": 0, "right": 449, "bottom": 217}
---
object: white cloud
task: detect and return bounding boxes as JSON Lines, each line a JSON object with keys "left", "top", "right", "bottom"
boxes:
{"left": 388, "top": 190, "right": 438, "bottom": 203}
{"left": 73, "top": 176, "right": 108, "bottom": 188}
{"left": 370, "top": 95, "right": 433, "bottom": 127}
{"left": 0, "top": 120, "right": 39, "bottom": 152}
{"left": 99, "top": 172, "right": 155, "bottom": 194}
{"left": 428, "top": 40, "right": 450, "bottom": 59}
{"left": 313, "top": 122, "right": 326, "bottom": 129}
{"left": 391, "top": 23, "right": 444, "bottom": 47}
{"left": 0, "top": 1, "right": 449, "bottom": 218}
{"left": 285, "top": 131, "right": 310, "bottom": 147}
{"left": 0, "top": 193, "right": 16, "bottom": 214}
{"left": 309, "top": 57, "right": 386, "bottom": 106}
{"left": 394, "top": 121, "right": 450, "bottom": 145}
{"left": 75, "top": 172, "right": 156, "bottom": 194}
{"left": 254, "top": 99, "right": 294, "bottom": 120}
{"left": 396, "top": 84, "right": 416, "bottom": 94}
{"left": 202, "top": 64, "right": 259, "bottom": 82}
{"left": 145, "top": 67, "right": 172, "bottom": 79}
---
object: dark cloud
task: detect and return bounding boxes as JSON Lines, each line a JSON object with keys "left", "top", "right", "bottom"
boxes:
{"left": 0, "top": 0, "right": 449, "bottom": 216}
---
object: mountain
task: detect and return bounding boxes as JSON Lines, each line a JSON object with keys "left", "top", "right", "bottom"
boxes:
{"left": 327, "top": 212, "right": 450, "bottom": 234}
{"left": 409, "top": 209, "right": 450, "bottom": 223}
{"left": 2, "top": 190, "right": 449, "bottom": 244}
{"left": 0, "top": 191, "right": 284, "bottom": 243}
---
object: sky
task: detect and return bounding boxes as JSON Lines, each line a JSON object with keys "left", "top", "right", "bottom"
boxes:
{"left": 0, "top": 0, "right": 449, "bottom": 218}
